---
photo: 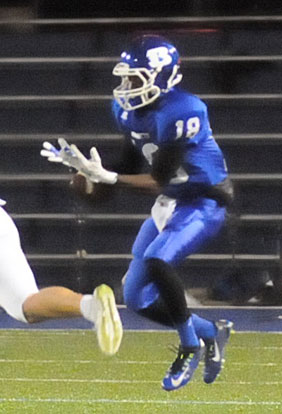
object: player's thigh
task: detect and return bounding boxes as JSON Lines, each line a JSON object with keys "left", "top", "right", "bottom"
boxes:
{"left": 131, "top": 217, "right": 159, "bottom": 257}
{"left": 144, "top": 219, "right": 204, "bottom": 263}
{"left": 144, "top": 206, "right": 225, "bottom": 264}
{"left": 0, "top": 209, "right": 38, "bottom": 321}
{"left": 125, "top": 217, "right": 158, "bottom": 298}
{"left": 124, "top": 218, "right": 159, "bottom": 308}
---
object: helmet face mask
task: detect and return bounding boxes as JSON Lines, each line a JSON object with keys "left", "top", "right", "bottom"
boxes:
{"left": 113, "top": 62, "right": 161, "bottom": 110}
{"left": 113, "top": 36, "right": 182, "bottom": 111}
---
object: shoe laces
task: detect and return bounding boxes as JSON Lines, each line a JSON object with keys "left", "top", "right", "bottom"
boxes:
{"left": 206, "top": 340, "right": 216, "bottom": 361}
{"left": 167, "top": 345, "right": 191, "bottom": 374}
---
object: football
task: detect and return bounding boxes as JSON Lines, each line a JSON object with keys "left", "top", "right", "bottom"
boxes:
{"left": 69, "top": 172, "right": 95, "bottom": 195}
{"left": 69, "top": 171, "right": 113, "bottom": 202}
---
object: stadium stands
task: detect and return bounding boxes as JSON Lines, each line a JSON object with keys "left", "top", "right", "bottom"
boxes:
{"left": 0, "top": 3, "right": 282, "bottom": 303}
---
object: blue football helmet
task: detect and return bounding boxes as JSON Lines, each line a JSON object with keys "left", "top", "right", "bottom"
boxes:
{"left": 113, "top": 35, "right": 183, "bottom": 110}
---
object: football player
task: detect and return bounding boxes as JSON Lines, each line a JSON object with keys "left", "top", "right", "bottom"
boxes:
{"left": 0, "top": 199, "right": 122, "bottom": 355}
{"left": 41, "top": 35, "right": 233, "bottom": 391}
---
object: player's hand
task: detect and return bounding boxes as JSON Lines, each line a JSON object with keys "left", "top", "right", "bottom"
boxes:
{"left": 40, "top": 138, "right": 83, "bottom": 171}
{"left": 70, "top": 145, "right": 118, "bottom": 185}
{"left": 41, "top": 139, "right": 118, "bottom": 185}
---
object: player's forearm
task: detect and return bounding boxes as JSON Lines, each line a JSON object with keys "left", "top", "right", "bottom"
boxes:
{"left": 117, "top": 173, "right": 160, "bottom": 193}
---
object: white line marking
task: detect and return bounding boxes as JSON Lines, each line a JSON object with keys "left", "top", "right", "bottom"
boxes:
{"left": 0, "top": 359, "right": 280, "bottom": 366}
{"left": 232, "top": 346, "right": 282, "bottom": 350}
{"left": 0, "top": 330, "right": 87, "bottom": 334}
{"left": 0, "top": 359, "right": 168, "bottom": 364}
{"left": 0, "top": 377, "right": 281, "bottom": 386}
{"left": 0, "top": 377, "right": 159, "bottom": 384}
{"left": 0, "top": 328, "right": 282, "bottom": 334}
{"left": 232, "top": 362, "right": 280, "bottom": 366}
{"left": 0, "top": 397, "right": 280, "bottom": 406}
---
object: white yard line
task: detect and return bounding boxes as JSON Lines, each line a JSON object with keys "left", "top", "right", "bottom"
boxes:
{"left": 0, "top": 329, "right": 282, "bottom": 334}
{"left": 0, "top": 397, "right": 280, "bottom": 406}
{"left": 0, "top": 377, "right": 159, "bottom": 384}
{"left": 231, "top": 346, "right": 282, "bottom": 350}
{"left": 0, "top": 359, "right": 280, "bottom": 366}
{"left": 0, "top": 377, "right": 281, "bottom": 386}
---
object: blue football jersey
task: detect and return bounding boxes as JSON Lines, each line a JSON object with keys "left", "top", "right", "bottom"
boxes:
{"left": 112, "top": 87, "right": 229, "bottom": 201}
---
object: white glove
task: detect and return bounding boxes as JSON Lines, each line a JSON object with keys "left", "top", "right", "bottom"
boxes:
{"left": 41, "top": 138, "right": 118, "bottom": 185}
{"left": 40, "top": 138, "right": 84, "bottom": 171}
{"left": 71, "top": 145, "right": 118, "bottom": 185}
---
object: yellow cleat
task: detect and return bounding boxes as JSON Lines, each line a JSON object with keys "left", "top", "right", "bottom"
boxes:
{"left": 94, "top": 284, "right": 123, "bottom": 355}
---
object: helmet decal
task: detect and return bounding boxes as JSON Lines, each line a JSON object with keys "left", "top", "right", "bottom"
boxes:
{"left": 146, "top": 47, "right": 173, "bottom": 69}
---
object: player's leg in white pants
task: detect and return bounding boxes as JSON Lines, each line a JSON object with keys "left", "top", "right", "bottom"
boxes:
{"left": 0, "top": 207, "right": 123, "bottom": 354}
{"left": 0, "top": 207, "right": 38, "bottom": 323}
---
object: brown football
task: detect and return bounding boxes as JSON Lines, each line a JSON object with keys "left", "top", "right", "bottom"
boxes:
{"left": 69, "top": 172, "right": 94, "bottom": 195}
{"left": 69, "top": 172, "right": 113, "bottom": 202}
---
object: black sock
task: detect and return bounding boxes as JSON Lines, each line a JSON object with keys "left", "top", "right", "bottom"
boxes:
{"left": 145, "top": 258, "right": 190, "bottom": 325}
{"left": 138, "top": 296, "right": 173, "bottom": 327}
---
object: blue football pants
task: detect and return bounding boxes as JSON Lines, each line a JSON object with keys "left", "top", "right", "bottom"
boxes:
{"left": 123, "top": 198, "right": 226, "bottom": 310}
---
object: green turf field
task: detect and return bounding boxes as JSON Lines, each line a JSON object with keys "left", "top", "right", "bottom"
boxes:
{"left": 0, "top": 329, "right": 281, "bottom": 413}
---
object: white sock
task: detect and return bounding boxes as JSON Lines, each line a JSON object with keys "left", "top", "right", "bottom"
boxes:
{"left": 80, "top": 294, "right": 99, "bottom": 324}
